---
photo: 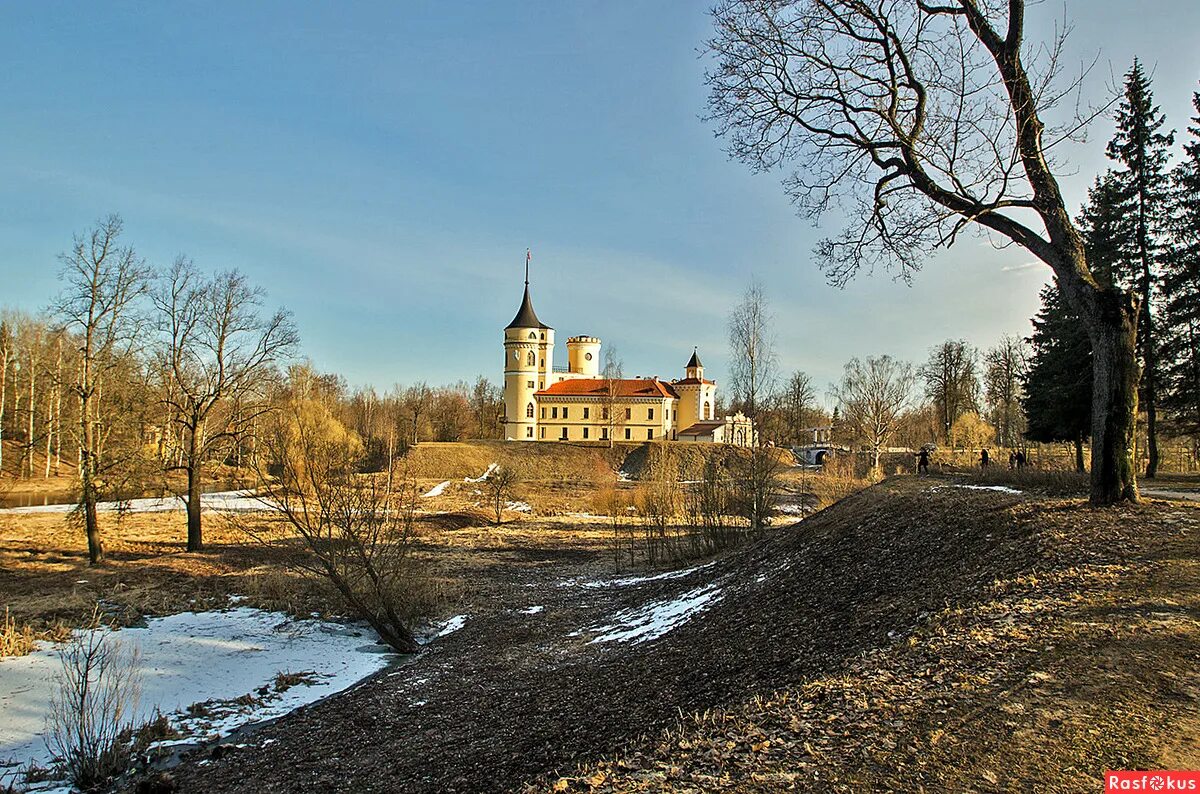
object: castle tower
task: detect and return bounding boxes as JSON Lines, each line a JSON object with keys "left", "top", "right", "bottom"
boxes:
{"left": 674, "top": 347, "right": 715, "bottom": 433}
{"left": 503, "top": 263, "right": 553, "bottom": 441}
{"left": 566, "top": 336, "right": 601, "bottom": 376}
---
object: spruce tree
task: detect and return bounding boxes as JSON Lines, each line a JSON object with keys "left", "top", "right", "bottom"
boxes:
{"left": 1161, "top": 87, "right": 1200, "bottom": 438}
{"left": 1106, "top": 58, "right": 1175, "bottom": 478}
{"left": 1023, "top": 283, "right": 1093, "bottom": 471}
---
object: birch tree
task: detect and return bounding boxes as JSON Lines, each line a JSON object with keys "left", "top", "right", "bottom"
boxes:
{"left": 50, "top": 215, "right": 150, "bottom": 564}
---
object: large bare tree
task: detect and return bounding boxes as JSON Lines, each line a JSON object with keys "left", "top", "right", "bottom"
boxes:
{"left": 155, "top": 257, "right": 298, "bottom": 551}
{"left": 919, "top": 339, "right": 980, "bottom": 445}
{"left": 51, "top": 215, "right": 151, "bottom": 564}
{"left": 708, "top": 0, "right": 1138, "bottom": 503}
{"left": 835, "top": 355, "right": 916, "bottom": 473}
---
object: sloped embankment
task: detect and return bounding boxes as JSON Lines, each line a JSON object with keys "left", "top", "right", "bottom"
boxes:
{"left": 160, "top": 480, "right": 1198, "bottom": 792}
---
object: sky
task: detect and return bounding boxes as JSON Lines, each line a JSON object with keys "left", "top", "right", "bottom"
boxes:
{"left": 2, "top": 1, "right": 1199, "bottom": 402}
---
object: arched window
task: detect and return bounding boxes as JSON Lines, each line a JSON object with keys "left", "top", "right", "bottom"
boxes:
{"left": 526, "top": 402, "right": 534, "bottom": 419}
{"left": 526, "top": 350, "right": 535, "bottom": 366}
{"left": 703, "top": 401, "right": 711, "bottom": 420}
{"left": 528, "top": 332, "right": 537, "bottom": 339}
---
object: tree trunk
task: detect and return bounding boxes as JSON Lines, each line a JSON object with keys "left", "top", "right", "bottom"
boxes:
{"left": 186, "top": 416, "right": 205, "bottom": 551}
{"left": 1084, "top": 289, "right": 1141, "bottom": 504}
{"left": 80, "top": 390, "right": 103, "bottom": 564}
{"left": 1143, "top": 306, "right": 1160, "bottom": 479}
{"left": 1074, "top": 433, "right": 1085, "bottom": 473}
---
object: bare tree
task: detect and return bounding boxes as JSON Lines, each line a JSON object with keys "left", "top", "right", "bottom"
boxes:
{"left": 470, "top": 375, "right": 503, "bottom": 439}
{"left": 728, "top": 280, "right": 777, "bottom": 420}
{"left": 0, "top": 319, "right": 11, "bottom": 476}
{"left": 919, "top": 340, "right": 980, "bottom": 445}
{"left": 601, "top": 345, "right": 626, "bottom": 447}
{"left": 484, "top": 465, "right": 521, "bottom": 525}
{"left": 402, "top": 382, "right": 433, "bottom": 446}
{"left": 835, "top": 355, "right": 915, "bottom": 473}
{"left": 155, "top": 258, "right": 298, "bottom": 551}
{"left": 50, "top": 215, "right": 151, "bottom": 564}
{"left": 253, "top": 393, "right": 421, "bottom": 654}
{"left": 984, "top": 334, "right": 1028, "bottom": 448}
{"left": 708, "top": 1, "right": 1140, "bottom": 504}
{"left": 728, "top": 281, "right": 781, "bottom": 532}
{"left": 781, "top": 370, "right": 816, "bottom": 444}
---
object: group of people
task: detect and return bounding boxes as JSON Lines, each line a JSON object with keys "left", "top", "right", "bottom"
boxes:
{"left": 914, "top": 447, "right": 1028, "bottom": 475}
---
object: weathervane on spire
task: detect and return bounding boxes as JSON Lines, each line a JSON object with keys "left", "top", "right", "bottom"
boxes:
{"left": 525, "top": 248, "right": 531, "bottom": 286}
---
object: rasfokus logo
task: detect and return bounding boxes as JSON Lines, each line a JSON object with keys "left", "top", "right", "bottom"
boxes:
{"left": 1107, "top": 771, "right": 1200, "bottom": 791}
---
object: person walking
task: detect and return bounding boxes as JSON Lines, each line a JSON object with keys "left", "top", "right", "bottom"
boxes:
{"left": 917, "top": 447, "right": 930, "bottom": 475}
{"left": 981, "top": 449, "right": 990, "bottom": 468}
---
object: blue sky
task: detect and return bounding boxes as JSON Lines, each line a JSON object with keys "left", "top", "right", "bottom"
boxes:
{"left": 2, "top": 2, "right": 1199, "bottom": 400}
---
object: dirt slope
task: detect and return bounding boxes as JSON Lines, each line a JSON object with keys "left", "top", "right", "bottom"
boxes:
{"left": 156, "top": 479, "right": 1200, "bottom": 793}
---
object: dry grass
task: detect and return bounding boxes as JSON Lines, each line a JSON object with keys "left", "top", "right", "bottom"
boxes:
{"left": 0, "top": 607, "right": 38, "bottom": 656}
{"left": 967, "top": 465, "right": 1090, "bottom": 495}
{"left": 405, "top": 440, "right": 623, "bottom": 483}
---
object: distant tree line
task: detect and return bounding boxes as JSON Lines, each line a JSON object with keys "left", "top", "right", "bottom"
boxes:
{"left": 0, "top": 215, "right": 505, "bottom": 564}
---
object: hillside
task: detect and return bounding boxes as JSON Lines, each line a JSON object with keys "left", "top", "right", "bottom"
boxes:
{"left": 154, "top": 478, "right": 1200, "bottom": 792}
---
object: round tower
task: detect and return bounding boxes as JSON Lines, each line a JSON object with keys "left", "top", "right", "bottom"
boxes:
{"left": 566, "top": 336, "right": 602, "bottom": 376}
{"left": 503, "top": 270, "right": 553, "bottom": 441}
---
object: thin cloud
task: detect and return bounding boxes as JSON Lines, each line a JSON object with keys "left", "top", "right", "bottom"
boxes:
{"left": 1001, "top": 261, "right": 1042, "bottom": 274}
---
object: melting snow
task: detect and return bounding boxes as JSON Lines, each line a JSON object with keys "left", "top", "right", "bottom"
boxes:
{"left": 520, "top": 606, "right": 545, "bottom": 615}
{"left": 421, "top": 615, "right": 467, "bottom": 642}
{"left": 561, "top": 561, "right": 717, "bottom": 589}
{"left": 464, "top": 463, "right": 499, "bottom": 483}
{"left": 954, "top": 484, "right": 1024, "bottom": 495}
{"left": 421, "top": 481, "right": 451, "bottom": 498}
{"left": 0, "top": 608, "right": 393, "bottom": 777}
{"left": 505, "top": 501, "right": 532, "bottom": 513}
{"left": 0, "top": 490, "right": 271, "bottom": 516}
{"left": 588, "top": 583, "right": 724, "bottom": 644}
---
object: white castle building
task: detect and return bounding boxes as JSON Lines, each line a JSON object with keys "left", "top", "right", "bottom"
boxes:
{"left": 501, "top": 271, "right": 752, "bottom": 445}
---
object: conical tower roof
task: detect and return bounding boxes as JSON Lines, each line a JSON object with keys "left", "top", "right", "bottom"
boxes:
{"left": 686, "top": 348, "right": 703, "bottom": 369}
{"left": 506, "top": 284, "right": 552, "bottom": 330}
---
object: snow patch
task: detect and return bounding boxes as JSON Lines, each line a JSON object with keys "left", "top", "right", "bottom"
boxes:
{"left": 417, "top": 615, "right": 467, "bottom": 644}
{"left": 561, "top": 561, "right": 717, "bottom": 589}
{"left": 954, "top": 484, "right": 1024, "bottom": 495}
{"left": 588, "top": 583, "right": 724, "bottom": 644}
{"left": 421, "top": 481, "right": 451, "bottom": 498}
{"left": 0, "top": 608, "right": 393, "bottom": 777}
{"left": 520, "top": 606, "right": 545, "bottom": 615}
{"left": 0, "top": 490, "right": 272, "bottom": 516}
{"left": 616, "top": 469, "right": 633, "bottom": 482}
{"left": 464, "top": 463, "right": 498, "bottom": 483}
{"left": 505, "top": 500, "right": 532, "bottom": 513}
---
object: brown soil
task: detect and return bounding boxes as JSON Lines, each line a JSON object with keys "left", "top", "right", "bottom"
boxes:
{"left": 144, "top": 478, "right": 1200, "bottom": 793}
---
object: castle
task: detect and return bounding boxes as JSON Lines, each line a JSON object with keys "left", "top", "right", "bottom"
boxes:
{"left": 501, "top": 270, "right": 753, "bottom": 445}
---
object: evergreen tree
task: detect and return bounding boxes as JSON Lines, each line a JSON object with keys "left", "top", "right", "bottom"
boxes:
{"left": 1076, "top": 172, "right": 1133, "bottom": 289}
{"left": 1106, "top": 58, "right": 1175, "bottom": 477}
{"left": 1023, "top": 284, "right": 1093, "bottom": 472}
{"left": 1161, "top": 87, "right": 1200, "bottom": 438}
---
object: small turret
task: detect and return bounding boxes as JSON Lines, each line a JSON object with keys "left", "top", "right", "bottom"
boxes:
{"left": 567, "top": 336, "right": 601, "bottom": 376}
{"left": 685, "top": 348, "right": 704, "bottom": 380}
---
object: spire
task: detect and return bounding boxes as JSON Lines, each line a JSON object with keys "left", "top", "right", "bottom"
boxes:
{"left": 686, "top": 347, "right": 703, "bottom": 369}
{"left": 506, "top": 250, "right": 552, "bottom": 330}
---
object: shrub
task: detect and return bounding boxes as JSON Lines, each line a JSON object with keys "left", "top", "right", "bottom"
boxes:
{"left": 45, "top": 615, "right": 142, "bottom": 790}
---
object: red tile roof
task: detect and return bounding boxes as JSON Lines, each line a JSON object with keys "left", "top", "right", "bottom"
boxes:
{"left": 671, "top": 377, "right": 716, "bottom": 386}
{"left": 536, "top": 378, "right": 679, "bottom": 399}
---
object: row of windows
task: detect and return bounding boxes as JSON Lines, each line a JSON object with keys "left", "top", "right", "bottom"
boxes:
{"left": 535, "top": 405, "right": 671, "bottom": 421}
{"left": 527, "top": 426, "right": 659, "bottom": 441}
